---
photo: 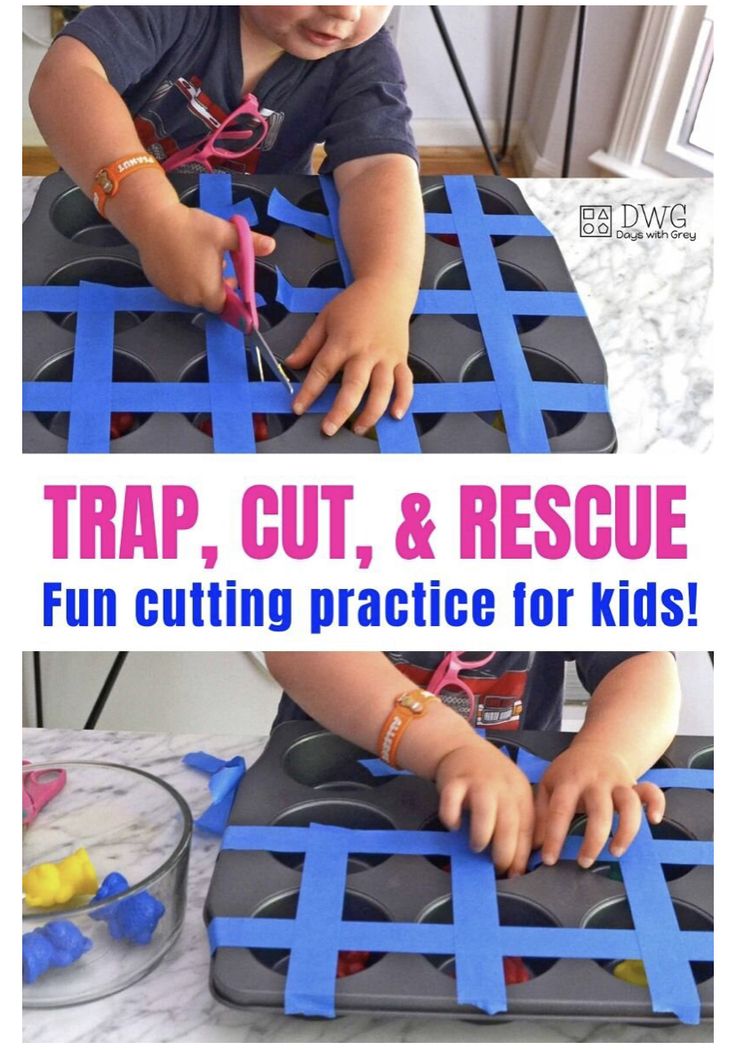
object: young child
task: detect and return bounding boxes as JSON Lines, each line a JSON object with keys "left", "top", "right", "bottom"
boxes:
{"left": 264, "top": 651, "right": 680, "bottom": 877}
{"left": 29, "top": 6, "right": 425, "bottom": 437}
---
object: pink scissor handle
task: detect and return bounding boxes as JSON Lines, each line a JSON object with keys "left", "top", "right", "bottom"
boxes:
{"left": 22, "top": 763, "right": 67, "bottom": 828}
{"left": 220, "top": 215, "right": 259, "bottom": 333}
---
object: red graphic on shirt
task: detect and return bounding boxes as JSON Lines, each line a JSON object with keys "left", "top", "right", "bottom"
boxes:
{"left": 133, "top": 75, "right": 262, "bottom": 174}
{"left": 393, "top": 661, "right": 527, "bottom": 730}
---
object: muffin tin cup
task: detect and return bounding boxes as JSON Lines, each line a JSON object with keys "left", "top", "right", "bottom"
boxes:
{"left": 24, "top": 171, "right": 616, "bottom": 453}
{"left": 204, "top": 724, "right": 712, "bottom": 1023}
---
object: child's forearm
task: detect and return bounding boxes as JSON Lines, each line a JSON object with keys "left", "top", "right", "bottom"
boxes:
{"left": 30, "top": 37, "right": 180, "bottom": 238}
{"left": 572, "top": 653, "right": 680, "bottom": 774}
{"left": 265, "top": 651, "right": 535, "bottom": 867}
{"left": 334, "top": 154, "right": 425, "bottom": 312}
{"left": 264, "top": 651, "right": 480, "bottom": 779}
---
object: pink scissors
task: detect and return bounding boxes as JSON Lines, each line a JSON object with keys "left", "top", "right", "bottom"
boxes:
{"left": 221, "top": 214, "right": 293, "bottom": 392}
{"left": 22, "top": 762, "right": 67, "bottom": 829}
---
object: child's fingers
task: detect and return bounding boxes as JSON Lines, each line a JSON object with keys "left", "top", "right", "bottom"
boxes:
{"left": 635, "top": 781, "right": 666, "bottom": 824}
{"left": 390, "top": 362, "right": 414, "bottom": 421}
{"left": 438, "top": 780, "right": 468, "bottom": 832}
{"left": 352, "top": 363, "right": 394, "bottom": 435}
{"left": 488, "top": 802, "right": 518, "bottom": 873}
{"left": 577, "top": 789, "right": 614, "bottom": 868}
{"left": 508, "top": 799, "right": 535, "bottom": 877}
{"left": 532, "top": 783, "right": 549, "bottom": 851}
{"left": 219, "top": 221, "right": 241, "bottom": 253}
{"left": 201, "top": 276, "right": 230, "bottom": 315}
{"left": 608, "top": 786, "right": 643, "bottom": 857}
{"left": 467, "top": 787, "right": 498, "bottom": 854}
{"left": 539, "top": 783, "right": 579, "bottom": 865}
{"left": 286, "top": 317, "right": 327, "bottom": 372}
{"left": 322, "top": 359, "right": 374, "bottom": 436}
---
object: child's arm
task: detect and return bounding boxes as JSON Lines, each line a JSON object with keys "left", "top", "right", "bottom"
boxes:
{"left": 534, "top": 652, "right": 680, "bottom": 868}
{"left": 265, "top": 652, "right": 534, "bottom": 875}
{"left": 284, "top": 154, "right": 424, "bottom": 436}
{"left": 29, "top": 37, "right": 274, "bottom": 313}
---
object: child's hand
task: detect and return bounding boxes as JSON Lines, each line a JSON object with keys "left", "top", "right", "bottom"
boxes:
{"left": 435, "top": 740, "right": 535, "bottom": 876}
{"left": 533, "top": 741, "right": 666, "bottom": 869}
{"left": 284, "top": 276, "right": 415, "bottom": 437}
{"left": 135, "top": 202, "right": 276, "bottom": 314}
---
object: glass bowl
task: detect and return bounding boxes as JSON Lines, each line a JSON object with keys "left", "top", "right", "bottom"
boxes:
{"left": 23, "top": 761, "right": 192, "bottom": 1007}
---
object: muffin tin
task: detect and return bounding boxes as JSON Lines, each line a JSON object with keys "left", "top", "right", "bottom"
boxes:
{"left": 204, "top": 723, "right": 712, "bottom": 1024}
{"left": 23, "top": 172, "right": 616, "bottom": 453}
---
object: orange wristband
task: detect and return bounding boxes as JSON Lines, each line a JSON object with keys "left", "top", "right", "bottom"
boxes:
{"left": 377, "top": 688, "right": 439, "bottom": 769}
{"left": 91, "top": 152, "right": 163, "bottom": 216}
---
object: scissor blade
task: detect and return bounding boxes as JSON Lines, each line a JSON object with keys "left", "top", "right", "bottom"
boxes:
{"left": 251, "top": 329, "right": 294, "bottom": 394}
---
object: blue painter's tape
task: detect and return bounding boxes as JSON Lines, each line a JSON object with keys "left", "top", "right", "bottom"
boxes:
{"left": 23, "top": 285, "right": 81, "bottom": 311}
{"left": 445, "top": 176, "right": 549, "bottom": 452}
{"left": 67, "top": 281, "right": 116, "bottom": 452}
{"left": 183, "top": 751, "right": 247, "bottom": 835}
{"left": 424, "top": 214, "right": 551, "bottom": 237}
{"left": 410, "top": 380, "right": 500, "bottom": 413}
{"left": 211, "top": 821, "right": 711, "bottom": 1023}
{"left": 23, "top": 382, "right": 73, "bottom": 411}
{"left": 267, "top": 188, "right": 333, "bottom": 237}
{"left": 532, "top": 381, "right": 610, "bottom": 412}
{"left": 209, "top": 916, "right": 295, "bottom": 952}
{"left": 208, "top": 913, "right": 711, "bottom": 967}
{"left": 642, "top": 768, "right": 713, "bottom": 790}
{"left": 619, "top": 820, "right": 703, "bottom": 1023}
{"left": 358, "top": 758, "right": 408, "bottom": 777}
{"left": 505, "top": 291, "right": 586, "bottom": 316}
{"left": 227, "top": 197, "right": 258, "bottom": 225}
{"left": 198, "top": 172, "right": 236, "bottom": 218}
{"left": 451, "top": 834, "right": 506, "bottom": 1014}
{"left": 284, "top": 824, "right": 348, "bottom": 1017}
{"left": 534, "top": 834, "right": 713, "bottom": 867}
{"left": 204, "top": 316, "right": 256, "bottom": 452}
{"left": 276, "top": 271, "right": 338, "bottom": 313}
{"left": 413, "top": 289, "right": 476, "bottom": 313}
{"left": 25, "top": 175, "right": 612, "bottom": 454}
{"left": 515, "top": 748, "right": 550, "bottom": 783}
{"left": 23, "top": 283, "right": 197, "bottom": 314}
{"left": 374, "top": 412, "right": 422, "bottom": 453}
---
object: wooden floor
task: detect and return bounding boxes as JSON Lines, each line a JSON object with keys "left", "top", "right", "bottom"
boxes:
{"left": 23, "top": 144, "right": 519, "bottom": 178}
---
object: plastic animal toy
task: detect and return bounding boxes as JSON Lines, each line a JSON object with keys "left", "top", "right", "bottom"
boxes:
{"left": 336, "top": 950, "right": 371, "bottom": 978}
{"left": 23, "top": 847, "right": 98, "bottom": 907}
{"left": 612, "top": 959, "right": 649, "bottom": 987}
{"left": 22, "top": 920, "right": 92, "bottom": 984}
{"left": 90, "top": 872, "right": 165, "bottom": 945}
{"left": 503, "top": 956, "right": 532, "bottom": 984}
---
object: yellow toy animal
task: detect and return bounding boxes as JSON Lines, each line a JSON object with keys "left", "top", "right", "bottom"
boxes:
{"left": 23, "top": 847, "right": 98, "bottom": 908}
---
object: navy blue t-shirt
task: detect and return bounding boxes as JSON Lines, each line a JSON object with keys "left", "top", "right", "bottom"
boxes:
{"left": 273, "top": 652, "right": 649, "bottom": 732}
{"left": 59, "top": 6, "right": 418, "bottom": 174}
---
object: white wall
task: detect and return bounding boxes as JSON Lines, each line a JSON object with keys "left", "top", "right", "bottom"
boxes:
{"left": 21, "top": 651, "right": 281, "bottom": 736}
{"left": 22, "top": 5, "right": 53, "bottom": 146}
{"left": 23, "top": 652, "right": 713, "bottom": 737}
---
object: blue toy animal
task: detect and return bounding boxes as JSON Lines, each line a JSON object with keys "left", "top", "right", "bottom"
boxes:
{"left": 90, "top": 872, "right": 165, "bottom": 945}
{"left": 23, "top": 920, "right": 93, "bottom": 984}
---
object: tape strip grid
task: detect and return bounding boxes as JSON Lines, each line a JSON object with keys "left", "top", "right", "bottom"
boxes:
{"left": 209, "top": 756, "right": 712, "bottom": 1023}
{"left": 24, "top": 174, "right": 611, "bottom": 453}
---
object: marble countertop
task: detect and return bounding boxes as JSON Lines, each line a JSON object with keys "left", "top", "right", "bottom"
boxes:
{"left": 22, "top": 175, "right": 712, "bottom": 455}
{"left": 23, "top": 727, "right": 713, "bottom": 1043}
